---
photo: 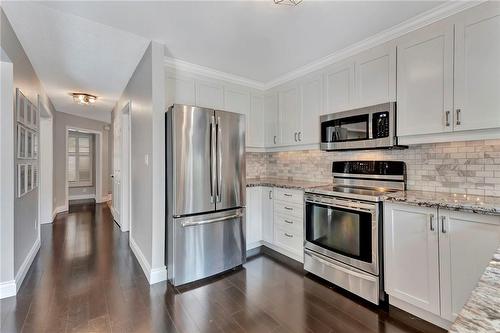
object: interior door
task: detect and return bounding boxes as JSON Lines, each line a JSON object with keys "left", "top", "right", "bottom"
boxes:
{"left": 172, "top": 105, "right": 215, "bottom": 216}
{"left": 215, "top": 110, "right": 245, "bottom": 211}
{"left": 112, "top": 113, "right": 121, "bottom": 224}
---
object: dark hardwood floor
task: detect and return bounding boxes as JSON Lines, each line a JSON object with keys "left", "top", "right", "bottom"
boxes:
{"left": 1, "top": 202, "right": 445, "bottom": 333}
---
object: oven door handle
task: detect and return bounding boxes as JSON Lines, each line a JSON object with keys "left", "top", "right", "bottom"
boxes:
{"left": 305, "top": 199, "right": 375, "bottom": 213}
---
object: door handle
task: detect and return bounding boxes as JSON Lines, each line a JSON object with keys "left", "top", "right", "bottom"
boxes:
{"left": 181, "top": 212, "right": 242, "bottom": 227}
{"left": 441, "top": 216, "right": 447, "bottom": 233}
{"left": 445, "top": 111, "right": 450, "bottom": 127}
{"left": 284, "top": 233, "right": 293, "bottom": 238}
{"left": 294, "top": 132, "right": 297, "bottom": 142}
{"left": 284, "top": 219, "right": 293, "bottom": 224}
{"left": 284, "top": 193, "right": 292, "bottom": 197}
{"left": 456, "top": 109, "right": 461, "bottom": 126}
{"left": 210, "top": 116, "right": 216, "bottom": 203}
{"left": 216, "top": 116, "right": 222, "bottom": 203}
{"left": 273, "top": 135, "right": 276, "bottom": 144}
{"left": 284, "top": 206, "right": 293, "bottom": 211}
{"left": 429, "top": 214, "right": 435, "bottom": 231}
{"left": 269, "top": 190, "right": 272, "bottom": 200}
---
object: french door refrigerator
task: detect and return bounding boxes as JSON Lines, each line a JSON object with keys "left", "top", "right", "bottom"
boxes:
{"left": 166, "top": 104, "right": 246, "bottom": 286}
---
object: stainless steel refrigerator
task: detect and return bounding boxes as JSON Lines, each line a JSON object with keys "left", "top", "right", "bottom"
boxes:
{"left": 166, "top": 104, "right": 246, "bottom": 286}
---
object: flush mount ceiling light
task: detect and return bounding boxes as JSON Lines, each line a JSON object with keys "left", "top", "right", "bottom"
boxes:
{"left": 274, "top": 0, "right": 302, "bottom": 5}
{"left": 72, "top": 93, "right": 97, "bottom": 105}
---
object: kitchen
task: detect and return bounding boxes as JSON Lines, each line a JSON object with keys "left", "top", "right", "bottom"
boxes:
{"left": 165, "top": 1, "right": 500, "bottom": 332}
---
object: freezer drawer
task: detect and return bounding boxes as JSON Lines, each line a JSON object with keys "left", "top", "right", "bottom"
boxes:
{"left": 169, "top": 208, "right": 246, "bottom": 286}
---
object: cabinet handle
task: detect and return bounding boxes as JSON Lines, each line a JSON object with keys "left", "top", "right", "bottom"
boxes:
{"left": 298, "top": 132, "right": 302, "bottom": 141}
{"left": 456, "top": 109, "right": 461, "bottom": 126}
{"left": 441, "top": 216, "right": 447, "bottom": 233}
{"left": 284, "top": 219, "right": 293, "bottom": 224}
{"left": 294, "top": 132, "right": 298, "bottom": 142}
{"left": 273, "top": 135, "right": 277, "bottom": 144}
{"left": 269, "top": 190, "right": 272, "bottom": 200}
{"left": 284, "top": 206, "right": 293, "bottom": 211}
{"left": 445, "top": 111, "right": 450, "bottom": 127}
{"left": 284, "top": 193, "right": 292, "bottom": 197}
{"left": 284, "top": 233, "right": 293, "bottom": 238}
{"left": 429, "top": 214, "right": 435, "bottom": 231}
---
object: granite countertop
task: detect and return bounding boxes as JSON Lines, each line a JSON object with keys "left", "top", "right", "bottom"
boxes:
{"left": 383, "top": 190, "right": 500, "bottom": 216}
{"left": 246, "top": 177, "right": 331, "bottom": 190}
{"left": 449, "top": 248, "right": 500, "bottom": 333}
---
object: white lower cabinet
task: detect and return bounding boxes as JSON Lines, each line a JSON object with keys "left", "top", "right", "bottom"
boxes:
{"left": 384, "top": 202, "right": 500, "bottom": 328}
{"left": 245, "top": 186, "right": 304, "bottom": 262}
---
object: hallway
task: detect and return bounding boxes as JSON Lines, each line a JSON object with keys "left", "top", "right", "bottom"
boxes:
{"left": 0, "top": 203, "right": 442, "bottom": 333}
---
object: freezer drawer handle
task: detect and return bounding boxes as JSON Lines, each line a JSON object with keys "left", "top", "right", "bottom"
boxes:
{"left": 181, "top": 212, "right": 243, "bottom": 227}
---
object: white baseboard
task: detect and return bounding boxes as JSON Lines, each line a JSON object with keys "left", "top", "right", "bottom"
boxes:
{"left": 101, "top": 194, "right": 111, "bottom": 202}
{"left": 261, "top": 241, "right": 304, "bottom": 263}
{"left": 110, "top": 205, "right": 120, "bottom": 224}
{"left": 0, "top": 280, "right": 16, "bottom": 299}
{"left": 389, "top": 296, "right": 452, "bottom": 330}
{"left": 15, "top": 237, "right": 41, "bottom": 292}
{"left": 246, "top": 241, "right": 263, "bottom": 251}
{"left": 129, "top": 236, "right": 167, "bottom": 285}
{"left": 52, "top": 205, "right": 67, "bottom": 221}
{"left": 68, "top": 193, "right": 96, "bottom": 201}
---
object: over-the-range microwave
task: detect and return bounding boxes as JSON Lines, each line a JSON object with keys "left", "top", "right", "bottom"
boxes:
{"left": 320, "top": 102, "right": 406, "bottom": 151}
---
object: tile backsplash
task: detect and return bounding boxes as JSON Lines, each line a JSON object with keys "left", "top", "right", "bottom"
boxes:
{"left": 246, "top": 139, "right": 500, "bottom": 196}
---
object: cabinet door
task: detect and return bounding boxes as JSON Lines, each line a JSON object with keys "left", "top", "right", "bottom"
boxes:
{"left": 383, "top": 203, "right": 440, "bottom": 315}
{"left": 261, "top": 187, "right": 274, "bottom": 244}
{"left": 439, "top": 210, "right": 500, "bottom": 321}
{"left": 196, "top": 80, "right": 224, "bottom": 109}
{"left": 300, "top": 76, "right": 322, "bottom": 145}
{"left": 397, "top": 20, "right": 454, "bottom": 136}
{"left": 278, "top": 86, "right": 300, "bottom": 145}
{"left": 264, "top": 93, "right": 279, "bottom": 146}
{"left": 324, "top": 61, "right": 355, "bottom": 114}
{"left": 224, "top": 87, "right": 250, "bottom": 116}
{"left": 165, "top": 74, "right": 196, "bottom": 107}
{"left": 248, "top": 94, "right": 264, "bottom": 148}
{"left": 245, "top": 187, "right": 262, "bottom": 250}
{"left": 453, "top": 2, "right": 500, "bottom": 131}
{"left": 355, "top": 42, "right": 396, "bottom": 107}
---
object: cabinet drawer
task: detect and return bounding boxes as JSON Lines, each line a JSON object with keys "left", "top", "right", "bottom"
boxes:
{"left": 275, "top": 214, "right": 303, "bottom": 234}
{"left": 274, "top": 225, "right": 303, "bottom": 254}
{"left": 274, "top": 188, "right": 303, "bottom": 204}
{"left": 274, "top": 201, "right": 303, "bottom": 219}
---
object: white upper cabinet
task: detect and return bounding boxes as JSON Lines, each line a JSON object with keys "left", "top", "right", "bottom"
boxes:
{"left": 300, "top": 75, "right": 322, "bottom": 145}
{"left": 165, "top": 73, "right": 196, "bottom": 107}
{"left": 355, "top": 42, "right": 396, "bottom": 107}
{"left": 324, "top": 61, "right": 355, "bottom": 114}
{"left": 438, "top": 210, "right": 500, "bottom": 322}
{"left": 397, "top": 20, "right": 454, "bottom": 137}
{"left": 278, "top": 85, "right": 301, "bottom": 145}
{"left": 196, "top": 80, "right": 224, "bottom": 110}
{"left": 264, "top": 92, "right": 279, "bottom": 146}
{"left": 453, "top": 2, "right": 500, "bottom": 131}
{"left": 248, "top": 94, "right": 265, "bottom": 148}
{"left": 224, "top": 87, "right": 250, "bottom": 115}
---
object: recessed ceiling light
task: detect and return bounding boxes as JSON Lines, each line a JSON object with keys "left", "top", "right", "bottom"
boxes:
{"left": 72, "top": 93, "right": 97, "bottom": 105}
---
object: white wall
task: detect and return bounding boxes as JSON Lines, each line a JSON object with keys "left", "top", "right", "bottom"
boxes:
{"left": 1, "top": 8, "right": 56, "bottom": 297}
{"left": 113, "top": 41, "right": 166, "bottom": 284}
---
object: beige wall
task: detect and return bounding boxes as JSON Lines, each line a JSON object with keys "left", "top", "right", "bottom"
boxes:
{"left": 52, "top": 111, "right": 111, "bottom": 209}
{"left": 1, "top": 9, "right": 56, "bottom": 284}
{"left": 247, "top": 139, "right": 500, "bottom": 197}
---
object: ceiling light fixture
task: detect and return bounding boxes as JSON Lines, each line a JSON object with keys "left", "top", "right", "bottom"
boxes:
{"left": 274, "top": 0, "right": 302, "bottom": 5}
{"left": 72, "top": 93, "right": 97, "bottom": 105}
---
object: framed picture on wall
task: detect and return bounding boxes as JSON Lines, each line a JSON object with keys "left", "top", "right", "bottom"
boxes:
{"left": 27, "top": 164, "right": 33, "bottom": 192}
{"left": 18, "top": 164, "right": 26, "bottom": 197}
{"left": 26, "top": 130, "right": 33, "bottom": 159}
{"left": 17, "top": 125, "right": 26, "bottom": 159}
{"left": 16, "top": 89, "right": 25, "bottom": 125}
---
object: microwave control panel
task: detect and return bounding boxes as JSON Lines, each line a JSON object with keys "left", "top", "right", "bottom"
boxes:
{"left": 372, "top": 112, "right": 389, "bottom": 138}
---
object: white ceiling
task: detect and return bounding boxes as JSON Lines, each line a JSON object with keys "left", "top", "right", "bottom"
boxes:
{"left": 3, "top": 1, "right": 445, "bottom": 121}
{"left": 2, "top": 1, "right": 150, "bottom": 122}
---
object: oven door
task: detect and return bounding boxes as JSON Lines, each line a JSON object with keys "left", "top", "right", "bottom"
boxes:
{"left": 304, "top": 197, "right": 379, "bottom": 275}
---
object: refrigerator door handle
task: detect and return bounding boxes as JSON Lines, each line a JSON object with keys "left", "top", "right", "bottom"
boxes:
{"left": 209, "top": 115, "right": 216, "bottom": 203}
{"left": 216, "top": 116, "right": 222, "bottom": 203}
{"left": 181, "top": 212, "right": 243, "bottom": 227}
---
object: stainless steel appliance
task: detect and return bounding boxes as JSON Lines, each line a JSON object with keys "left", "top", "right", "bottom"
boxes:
{"left": 320, "top": 102, "right": 406, "bottom": 151}
{"left": 166, "top": 104, "right": 246, "bottom": 286}
{"left": 304, "top": 161, "right": 406, "bottom": 304}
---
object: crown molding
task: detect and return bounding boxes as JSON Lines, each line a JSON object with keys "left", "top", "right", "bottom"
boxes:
{"left": 164, "top": 1, "right": 482, "bottom": 91}
{"left": 264, "top": 1, "right": 483, "bottom": 89}
{"left": 164, "top": 57, "right": 266, "bottom": 91}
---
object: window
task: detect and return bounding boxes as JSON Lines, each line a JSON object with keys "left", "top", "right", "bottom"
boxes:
{"left": 68, "top": 131, "right": 93, "bottom": 187}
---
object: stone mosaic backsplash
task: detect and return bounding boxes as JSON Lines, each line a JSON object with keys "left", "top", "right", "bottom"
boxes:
{"left": 246, "top": 139, "right": 500, "bottom": 197}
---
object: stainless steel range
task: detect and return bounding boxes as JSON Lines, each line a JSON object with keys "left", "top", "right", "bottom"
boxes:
{"left": 304, "top": 161, "right": 406, "bottom": 304}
